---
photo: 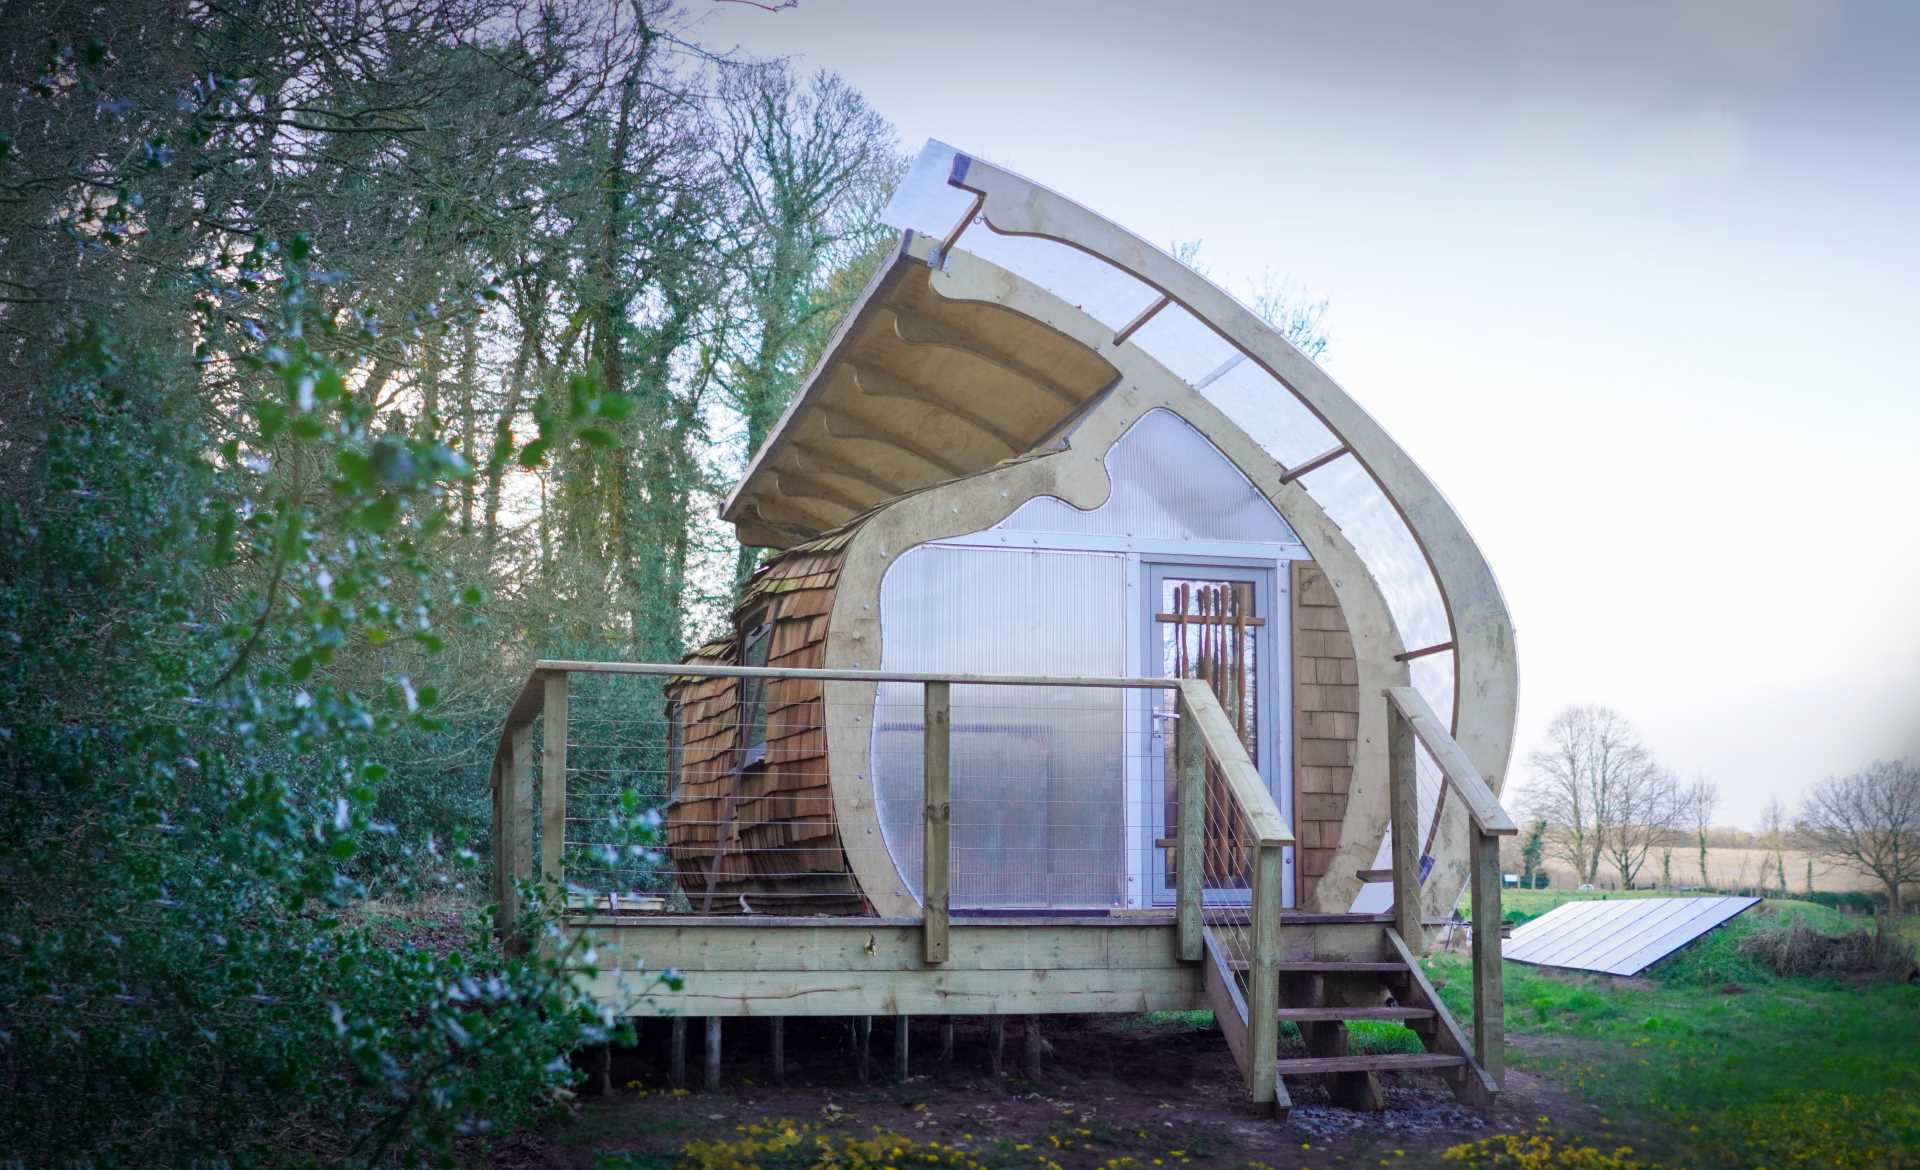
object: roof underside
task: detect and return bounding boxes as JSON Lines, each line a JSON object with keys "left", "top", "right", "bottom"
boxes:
{"left": 722, "top": 245, "right": 1118, "bottom": 549}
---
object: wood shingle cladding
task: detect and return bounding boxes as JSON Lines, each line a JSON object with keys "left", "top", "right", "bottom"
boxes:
{"left": 1291, "top": 560, "right": 1360, "bottom": 906}
{"left": 663, "top": 528, "right": 864, "bottom": 915}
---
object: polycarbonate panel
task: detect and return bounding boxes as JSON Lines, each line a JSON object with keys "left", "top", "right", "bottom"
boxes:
{"left": 954, "top": 228, "right": 1163, "bottom": 332}
{"left": 1299, "top": 457, "right": 1451, "bottom": 653}
{"left": 999, "top": 408, "right": 1301, "bottom": 545}
{"left": 1128, "top": 302, "right": 1241, "bottom": 386}
{"left": 881, "top": 139, "right": 976, "bottom": 240}
{"left": 873, "top": 546, "right": 1127, "bottom": 909}
{"left": 1197, "top": 360, "right": 1342, "bottom": 470}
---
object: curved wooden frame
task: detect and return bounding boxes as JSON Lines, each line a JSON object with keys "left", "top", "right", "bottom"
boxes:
{"left": 821, "top": 238, "right": 1412, "bottom": 916}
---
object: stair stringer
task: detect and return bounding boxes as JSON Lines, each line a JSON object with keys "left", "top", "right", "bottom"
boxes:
{"left": 1381, "top": 929, "right": 1499, "bottom": 1104}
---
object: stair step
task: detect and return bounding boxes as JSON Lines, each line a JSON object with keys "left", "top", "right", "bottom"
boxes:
{"left": 1273, "top": 1006, "right": 1434, "bottom": 1023}
{"left": 1273, "top": 1052, "right": 1467, "bottom": 1075}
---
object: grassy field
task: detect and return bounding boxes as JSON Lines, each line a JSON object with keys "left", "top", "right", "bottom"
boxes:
{"left": 1425, "top": 900, "right": 1920, "bottom": 1170}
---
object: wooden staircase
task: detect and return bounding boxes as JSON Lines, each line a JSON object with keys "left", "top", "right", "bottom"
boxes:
{"left": 1204, "top": 924, "right": 1495, "bottom": 1119}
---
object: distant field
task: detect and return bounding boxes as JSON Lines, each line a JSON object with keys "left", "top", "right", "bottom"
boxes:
{"left": 1524, "top": 845, "right": 1882, "bottom": 895}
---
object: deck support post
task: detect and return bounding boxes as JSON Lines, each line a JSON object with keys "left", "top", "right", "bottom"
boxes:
{"left": 1023, "top": 1016, "right": 1044, "bottom": 1081}
{"left": 669, "top": 1017, "right": 687, "bottom": 1088}
{"left": 1175, "top": 689, "right": 1205, "bottom": 963}
{"left": 894, "top": 1015, "right": 910, "bottom": 1083}
{"left": 1247, "top": 842, "right": 1285, "bottom": 1113}
{"left": 1387, "top": 701, "right": 1422, "bottom": 952}
{"left": 1469, "top": 829, "right": 1505, "bottom": 1088}
{"left": 704, "top": 1017, "right": 721, "bottom": 1090}
{"left": 541, "top": 671, "right": 568, "bottom": 895}
{"left": 987, "top": 1016, "right": 1005, "bottom": 1076}
{"left": 770, "top": 1017, "right": 786, "bottom": 1086}
{"left": 938, "top": 1020, "right": 955, "bottom": 1064}
{"left": 922, "top": 681, "right": 951, "bottom": 964}
{"left": 853, "top": 1016, "right": 872, "bottom": 1083}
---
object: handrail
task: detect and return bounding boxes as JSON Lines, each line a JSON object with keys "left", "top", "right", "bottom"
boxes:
{"left": 1382, "top": 685, "right": 1508, "bottom": 1093}
{"left": 1175, "top": 679, "right": 1294, "bottom": 846}
{"left": 1383, "top": 686, "right": 1517, "bottom": 836}
{"left": 487, "top": 659, "right": 1196, "bottom": 957}
{"left": 1173, "top": 679, "right": 1291, "bottom": 1112}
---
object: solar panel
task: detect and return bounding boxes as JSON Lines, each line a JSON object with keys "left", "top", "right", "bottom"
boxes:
{"left": 1501, "top": 896, "right": 1762, "bottom": 976}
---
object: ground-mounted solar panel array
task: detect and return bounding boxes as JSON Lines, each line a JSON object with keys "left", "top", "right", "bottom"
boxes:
{"left": 1501, "top": 896, "right": 1762, "bottom": 976}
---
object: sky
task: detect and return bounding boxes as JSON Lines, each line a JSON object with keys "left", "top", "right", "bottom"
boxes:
{"left": 686, "top": 0, "right": 1920, "bottom": 828}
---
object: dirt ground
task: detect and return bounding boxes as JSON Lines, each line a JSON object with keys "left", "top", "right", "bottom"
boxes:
{"left": 491, "top": 1016, "right": 1633, "bottom": 1170}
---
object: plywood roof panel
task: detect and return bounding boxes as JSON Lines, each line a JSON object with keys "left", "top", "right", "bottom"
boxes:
{"left": 723, "top": 246, "right": 1118, "bottom": 546}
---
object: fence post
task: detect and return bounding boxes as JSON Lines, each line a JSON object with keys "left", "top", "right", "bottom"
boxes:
{"left": 542, "top": 670, "right": 568, "bottom": 896}
{"left": 1388, "top": 700, "right": 1423, "bottom": 952}
{"left": 1175, "top": 687, "right": 1205, "bottom": 963}
{"left": 922, "top": 680, "right": 951, "bottom": 964}
{"left": 1247, "top": 841, "right": 1284, "bottom": 1111}
{"left": 505, "top": 720, "right": 534, "bottom": 952}
{"left": 1469, "top": 828, "right": 1505, "bottom": 1087}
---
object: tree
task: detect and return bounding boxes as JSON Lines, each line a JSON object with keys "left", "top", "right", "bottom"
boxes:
{"left": 716, "top": 62, "right": 900, "bottom": 586}
{"left": 1761, "top": 798, "right": 1790, "bottom": 894}
{"left": 1798, "top": 760, "right": 1920, "bottom": 916}
{"left": 1686, "top": 778, "right": 1719, "bottom": 888}
{"left": 1519, "top": 820, "right": 1547, "bottom": 890}
{"left": 1524, "top": 705, "right": 1664, "bottom": 885}
{"left": 1599, "top": 763, "right": 1688, "bottom": 890}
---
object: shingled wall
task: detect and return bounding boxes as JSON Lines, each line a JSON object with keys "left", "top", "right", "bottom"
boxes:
{"left": 663, "top": 529, "right": 866, "bottom": 916}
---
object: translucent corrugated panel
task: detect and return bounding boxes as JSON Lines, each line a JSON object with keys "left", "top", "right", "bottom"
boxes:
{"left": 999, "top": 408, "right": 1300, "bottom": 545}
{"left": 881, "top": 139, "right": 976, "bottom": 239}
{"left": 873, "top": 546, "right": 1128, "bottom": 909}
{"left": 954, "top": 228, "right": 1163, "bottom": 332}
{"left": 1298, "top": 457, "right": 1451, "bottom": 653}
{"left": 1196, "top": 359, "right": 1342, "bottom": 470}
{"left": 1128, "top": 302, "right": 1241, "bottom": 386}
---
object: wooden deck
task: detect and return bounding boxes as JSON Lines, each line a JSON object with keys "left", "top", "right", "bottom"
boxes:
{"left": 566, "top": 912, "right": 1394, "bottom": 1019}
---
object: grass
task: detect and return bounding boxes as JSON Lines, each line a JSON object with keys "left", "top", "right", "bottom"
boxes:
{"left": 1424, "top": 904, "right": 1920, "bottom": 1170}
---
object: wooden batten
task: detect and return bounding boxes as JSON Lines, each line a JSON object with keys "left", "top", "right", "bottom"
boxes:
{"left": 663, "top": 529, "right": 866, "bottom": 916}
{"left": 1291, "top": 561, "right": 1359, "bottom": 907}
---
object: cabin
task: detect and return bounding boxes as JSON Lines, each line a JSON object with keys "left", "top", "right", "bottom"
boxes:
{"left": 487, "top": 141, "right": 1520, "bottom": 1117}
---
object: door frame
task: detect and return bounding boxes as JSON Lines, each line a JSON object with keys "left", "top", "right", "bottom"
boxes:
{"left": 1133, "top": 557, "right": 1293, "bottom": 908}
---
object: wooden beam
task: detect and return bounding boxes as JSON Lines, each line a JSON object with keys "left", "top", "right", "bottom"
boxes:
{"left": 1386, "top": 687, "right": 1518, "bottom": 835}
{"left": 894, "top": 1014, "right": 911, "bottom": 1084}
{"left": 703, "top": 1016, "right": 721, "bottom": 1090}
{"left": 1393, "top": 641, "right": 1454, "bottom": 663}
{"left": 849, "top": 363, "right": 1025, "bottom": 452}
{"left": 1278, "top": 444, "right": 1351, "bottom": 484}
{"left": 577, "top": 965, "right": 1203, "bottom": 1018}
{"left": 1469, "top": 830, "right": 1505, "bottom": 1089}
{"left": 884, "top": 304, "right": 1080, "bottom": 407}
{"left": 541, "top": 672, "right": 568, "bottom": 891}
{"left": 770, "top": 469, "right": 865, "bottom": 516}
{"left": 788, "top": 440, "right": 907, "bottom": 499}
{"left": 922, "top": 681, "right": 952, "bottom": 964}
{"left": 1388, "top": 702, "right": 1422, "bottom": 950}
{"left": 1175, "top": 693, "right": 1205, "bottom": 963}
{"left": 1113, "top": 294, "right": 1170, "bottom": 346}
{"left": 819, "top": 407, "right": 969, "bottom": 477}
{"left": 669, "top": 1016, "right": 687, "bottom": 1088}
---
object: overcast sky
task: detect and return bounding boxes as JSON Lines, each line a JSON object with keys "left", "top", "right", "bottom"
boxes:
{"left": 689, "top": 0, "right": 1920, "bottom": 828}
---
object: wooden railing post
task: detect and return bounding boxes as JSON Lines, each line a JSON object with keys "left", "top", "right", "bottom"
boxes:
{"left": 499, "top": 720, "right": 534, "bottom": 952}
{"left": 1469, "top": 828, "right": 1505, "bottom": 1087}
{"left": 1175, "top": 688, "right": 1205, "bottom": 963}
{"left": 542, "top": 670, "right": 568, "bottom": 894}
{"left": 1247, "top": 841, "right": 1284, "bottom": 1112}
{"left": 922, "top": 680, "right": 951, "bottom": 964}
{"left": 1387, "top": 701, "right": 1423, "bottom": 953}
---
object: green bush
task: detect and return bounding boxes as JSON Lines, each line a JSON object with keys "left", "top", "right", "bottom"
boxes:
{"left": 0, "top": 246, "right": 653, "bottom": 1167}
